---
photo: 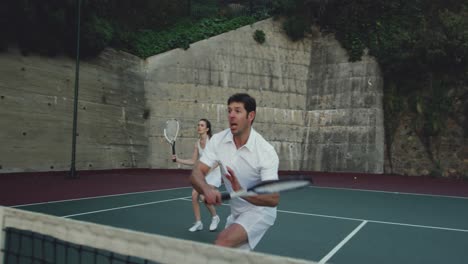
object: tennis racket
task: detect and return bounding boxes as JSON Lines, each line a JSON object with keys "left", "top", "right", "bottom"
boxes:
{"left": 221, "top": 177, "right": 313, "bottom": 200}
{"left": 163, "top": 119, "right": 179, "bottom": 162}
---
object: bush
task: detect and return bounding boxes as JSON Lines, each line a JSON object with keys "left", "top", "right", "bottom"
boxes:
{"left": 80, "top": 16, "right": 114, "bottom": 57}
{"left": 253, "top": 30, "right": 266, "bottom": 44}
{"left": 282, "top": 16, "right": 307, "bottom": 41}
{"left": 130, "top": 16, "right": 257, "bottom": 58}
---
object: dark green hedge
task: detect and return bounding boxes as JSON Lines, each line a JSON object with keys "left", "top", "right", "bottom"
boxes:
{"left": 274, "top": 0, "right": 468, "bottom": 84}
{"left": 1, "top": 0, "right": 270, "bottom": 58}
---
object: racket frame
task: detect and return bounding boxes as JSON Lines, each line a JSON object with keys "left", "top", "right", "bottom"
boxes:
{"left": 163, "top": 119, "right": 179, "bottom": 162}
{"left": 221, "top": 177, "right": 312, "bottom": 200}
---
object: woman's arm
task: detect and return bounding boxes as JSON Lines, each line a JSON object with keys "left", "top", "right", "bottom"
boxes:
{"left": 173, "top": 142, "right": 199, "bottom": 166}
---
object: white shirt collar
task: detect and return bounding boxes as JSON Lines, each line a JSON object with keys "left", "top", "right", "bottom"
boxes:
{"left": 222, "top": 127, "right": 256, "bottom": 152}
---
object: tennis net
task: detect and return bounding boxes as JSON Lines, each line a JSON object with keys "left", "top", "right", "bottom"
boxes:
{"left": 0, "top": 206, "right": 316, "bottom": 264}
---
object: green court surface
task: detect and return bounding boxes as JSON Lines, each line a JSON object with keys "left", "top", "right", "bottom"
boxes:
{"left": 12, "top": 186, "right": 468, "bottom": 264}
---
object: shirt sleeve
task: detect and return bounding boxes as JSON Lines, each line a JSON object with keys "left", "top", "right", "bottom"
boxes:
{"left": 260, "top": 146, "right": 279, "bottom": 181}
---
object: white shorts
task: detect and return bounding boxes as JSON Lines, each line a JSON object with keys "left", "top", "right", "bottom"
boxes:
{"left": 224, "top": 209, "right": 275, "bottom": 250}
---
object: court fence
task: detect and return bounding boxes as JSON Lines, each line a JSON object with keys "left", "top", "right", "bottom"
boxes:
{"left": 189, "top": 0, "right": 273, "bottom": 19}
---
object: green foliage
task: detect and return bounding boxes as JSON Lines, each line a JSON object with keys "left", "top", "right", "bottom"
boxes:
{"left": 128, "top": 16, "right": 258, "bottom": 58}
{"left": 273, "top": 0, "right": 468, "bottom": 172}
{"left": 411, "top": 80, "right": 453, "bottom": 137}
{"left": 272, "top": 0, "right": 311, "bottom": 16}
{"left": 282, "top": 16, "right": 307, "bottom": 41}
{"left": 191, "top": 0, "right": 219, "bottom": 20}
{"left": 253, "top": 30, "right": 266, "bottom": 44}
{"left": 272, "top": 0, "right": 317, "bottom": 41}
{"left": 383, "top": 83, "right": 405, "bottom": 137}
{"left": 284, "top": 2, "right": 465, "bottom": 107}
{"left": 80, "top": 15, "right": 114, "bottom": 57}
{"left": 273, "top": 0, "right": 468, "bottom": 84}
{"left": 3, "top": 0, "right": 270, "bottom": 58}
{"left": 89, "top": 0, "right": 188, "bottom": 31}
{"left": 429, "top": 160, "right": 443, "bottom": 178}
{"left": 383, "top": 82, "right": 406, "bottom": 170}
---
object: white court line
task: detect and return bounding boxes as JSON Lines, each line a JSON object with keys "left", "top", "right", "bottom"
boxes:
{"left": 277, "top": 209, "right": 468, "bottom": 233}
{"left": 179, "top": 199, "right": 468, "bottom": 232}
{"left": 318, "top": 221, "right": 368, "bottom": 264}
{"left": 12, "top": 186, "right": 192, "bottom": 207}
{"left": 310, "top": 186, "right": 468, "bottom": 200}
{"left": 56, "top": 196, "right": 468, "bottom": 264}
{"left": 49, "top": 195, "right": 466, "bottom": 263}
{"left": 20, "top": 191, "right": 467, "bottom": 233}
{"left": 13, "top": 183, "right": 465, "bottom": 208}
{"left": 62, "top": 197, "right": 191, "bottom": 218}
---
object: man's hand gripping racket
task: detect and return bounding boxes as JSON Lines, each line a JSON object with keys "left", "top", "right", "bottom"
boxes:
{"left": 218, "top": 162, "right": 313, "bottom": 201}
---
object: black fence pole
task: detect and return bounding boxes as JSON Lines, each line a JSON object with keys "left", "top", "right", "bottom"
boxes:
{"left": 69, "top": 0, "right": 81, "bottom": 179}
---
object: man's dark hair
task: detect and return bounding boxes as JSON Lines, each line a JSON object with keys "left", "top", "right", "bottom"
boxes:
{"left": 227, "top": 93, "right": 256, "bottom": 124}
{"left": 228, "top": 93, "right": 256, "bottom": 112}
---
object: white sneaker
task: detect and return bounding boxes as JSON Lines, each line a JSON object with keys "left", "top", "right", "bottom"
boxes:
{"left": 198, "top": 195, "right": 205, "bottom": 203}
{"left": 209, "top": 216, "right": 220, "bottom": 231}
{"left": 189, "top": 221, "right": 203, "bottom": 232}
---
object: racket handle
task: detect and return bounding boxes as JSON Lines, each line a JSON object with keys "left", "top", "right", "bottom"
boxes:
{"left": 221, "top": 192, "right": 231, "bottom": 201}
{"left": 171, "top": 143, "right": 176, "bottom": 162}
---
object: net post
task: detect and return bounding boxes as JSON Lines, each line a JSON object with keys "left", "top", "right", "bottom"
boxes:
{"left": 0, "top": 206, "right": 5, "bottom": 262}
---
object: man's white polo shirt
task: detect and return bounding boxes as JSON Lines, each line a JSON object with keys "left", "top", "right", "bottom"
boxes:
{"left": 200, "top": 128, "right": 279, "bottom": 217}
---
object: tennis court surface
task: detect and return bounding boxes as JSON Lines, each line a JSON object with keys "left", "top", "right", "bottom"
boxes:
{"left": 1, "top": 169, "right": 468, "bottom": 263}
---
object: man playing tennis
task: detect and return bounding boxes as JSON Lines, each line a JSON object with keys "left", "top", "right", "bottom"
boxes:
{"left": 190, "top": 93, "right": 279, "bottom": 250}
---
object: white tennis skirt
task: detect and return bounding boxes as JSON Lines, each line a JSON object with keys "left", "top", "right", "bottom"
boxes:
{"left": 206, "top": 167, "right": 221, "bottom": 187}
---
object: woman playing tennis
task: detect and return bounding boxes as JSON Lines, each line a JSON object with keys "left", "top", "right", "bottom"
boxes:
{"left": 172, "top": 118, "right": 222, "bottom": 232}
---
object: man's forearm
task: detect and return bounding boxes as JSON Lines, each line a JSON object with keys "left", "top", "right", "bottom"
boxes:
{"left": 190, "top": 161, "right": 209, "bottom": 194}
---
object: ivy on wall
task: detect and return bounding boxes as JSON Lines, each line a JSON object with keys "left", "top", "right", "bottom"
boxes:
{"left": 272, "top": 0, "right": 468, "bottom": 174}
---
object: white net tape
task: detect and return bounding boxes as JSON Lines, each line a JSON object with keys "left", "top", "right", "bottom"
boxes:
{"left": 0, "top": 206, "right": 317, "bottom": 264}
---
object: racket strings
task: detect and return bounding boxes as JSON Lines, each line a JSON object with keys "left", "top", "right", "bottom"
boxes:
{"left": 164, "top": 121, "right": 179, "bottom": 141}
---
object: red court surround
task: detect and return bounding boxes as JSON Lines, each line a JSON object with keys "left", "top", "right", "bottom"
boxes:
{"left": 1, "top": 169, "right": 467, "bottom": 206}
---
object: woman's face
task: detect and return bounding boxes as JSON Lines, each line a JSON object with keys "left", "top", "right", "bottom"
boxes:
{"left": 197, "top": 120, "right": 209, "bottom": 135}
